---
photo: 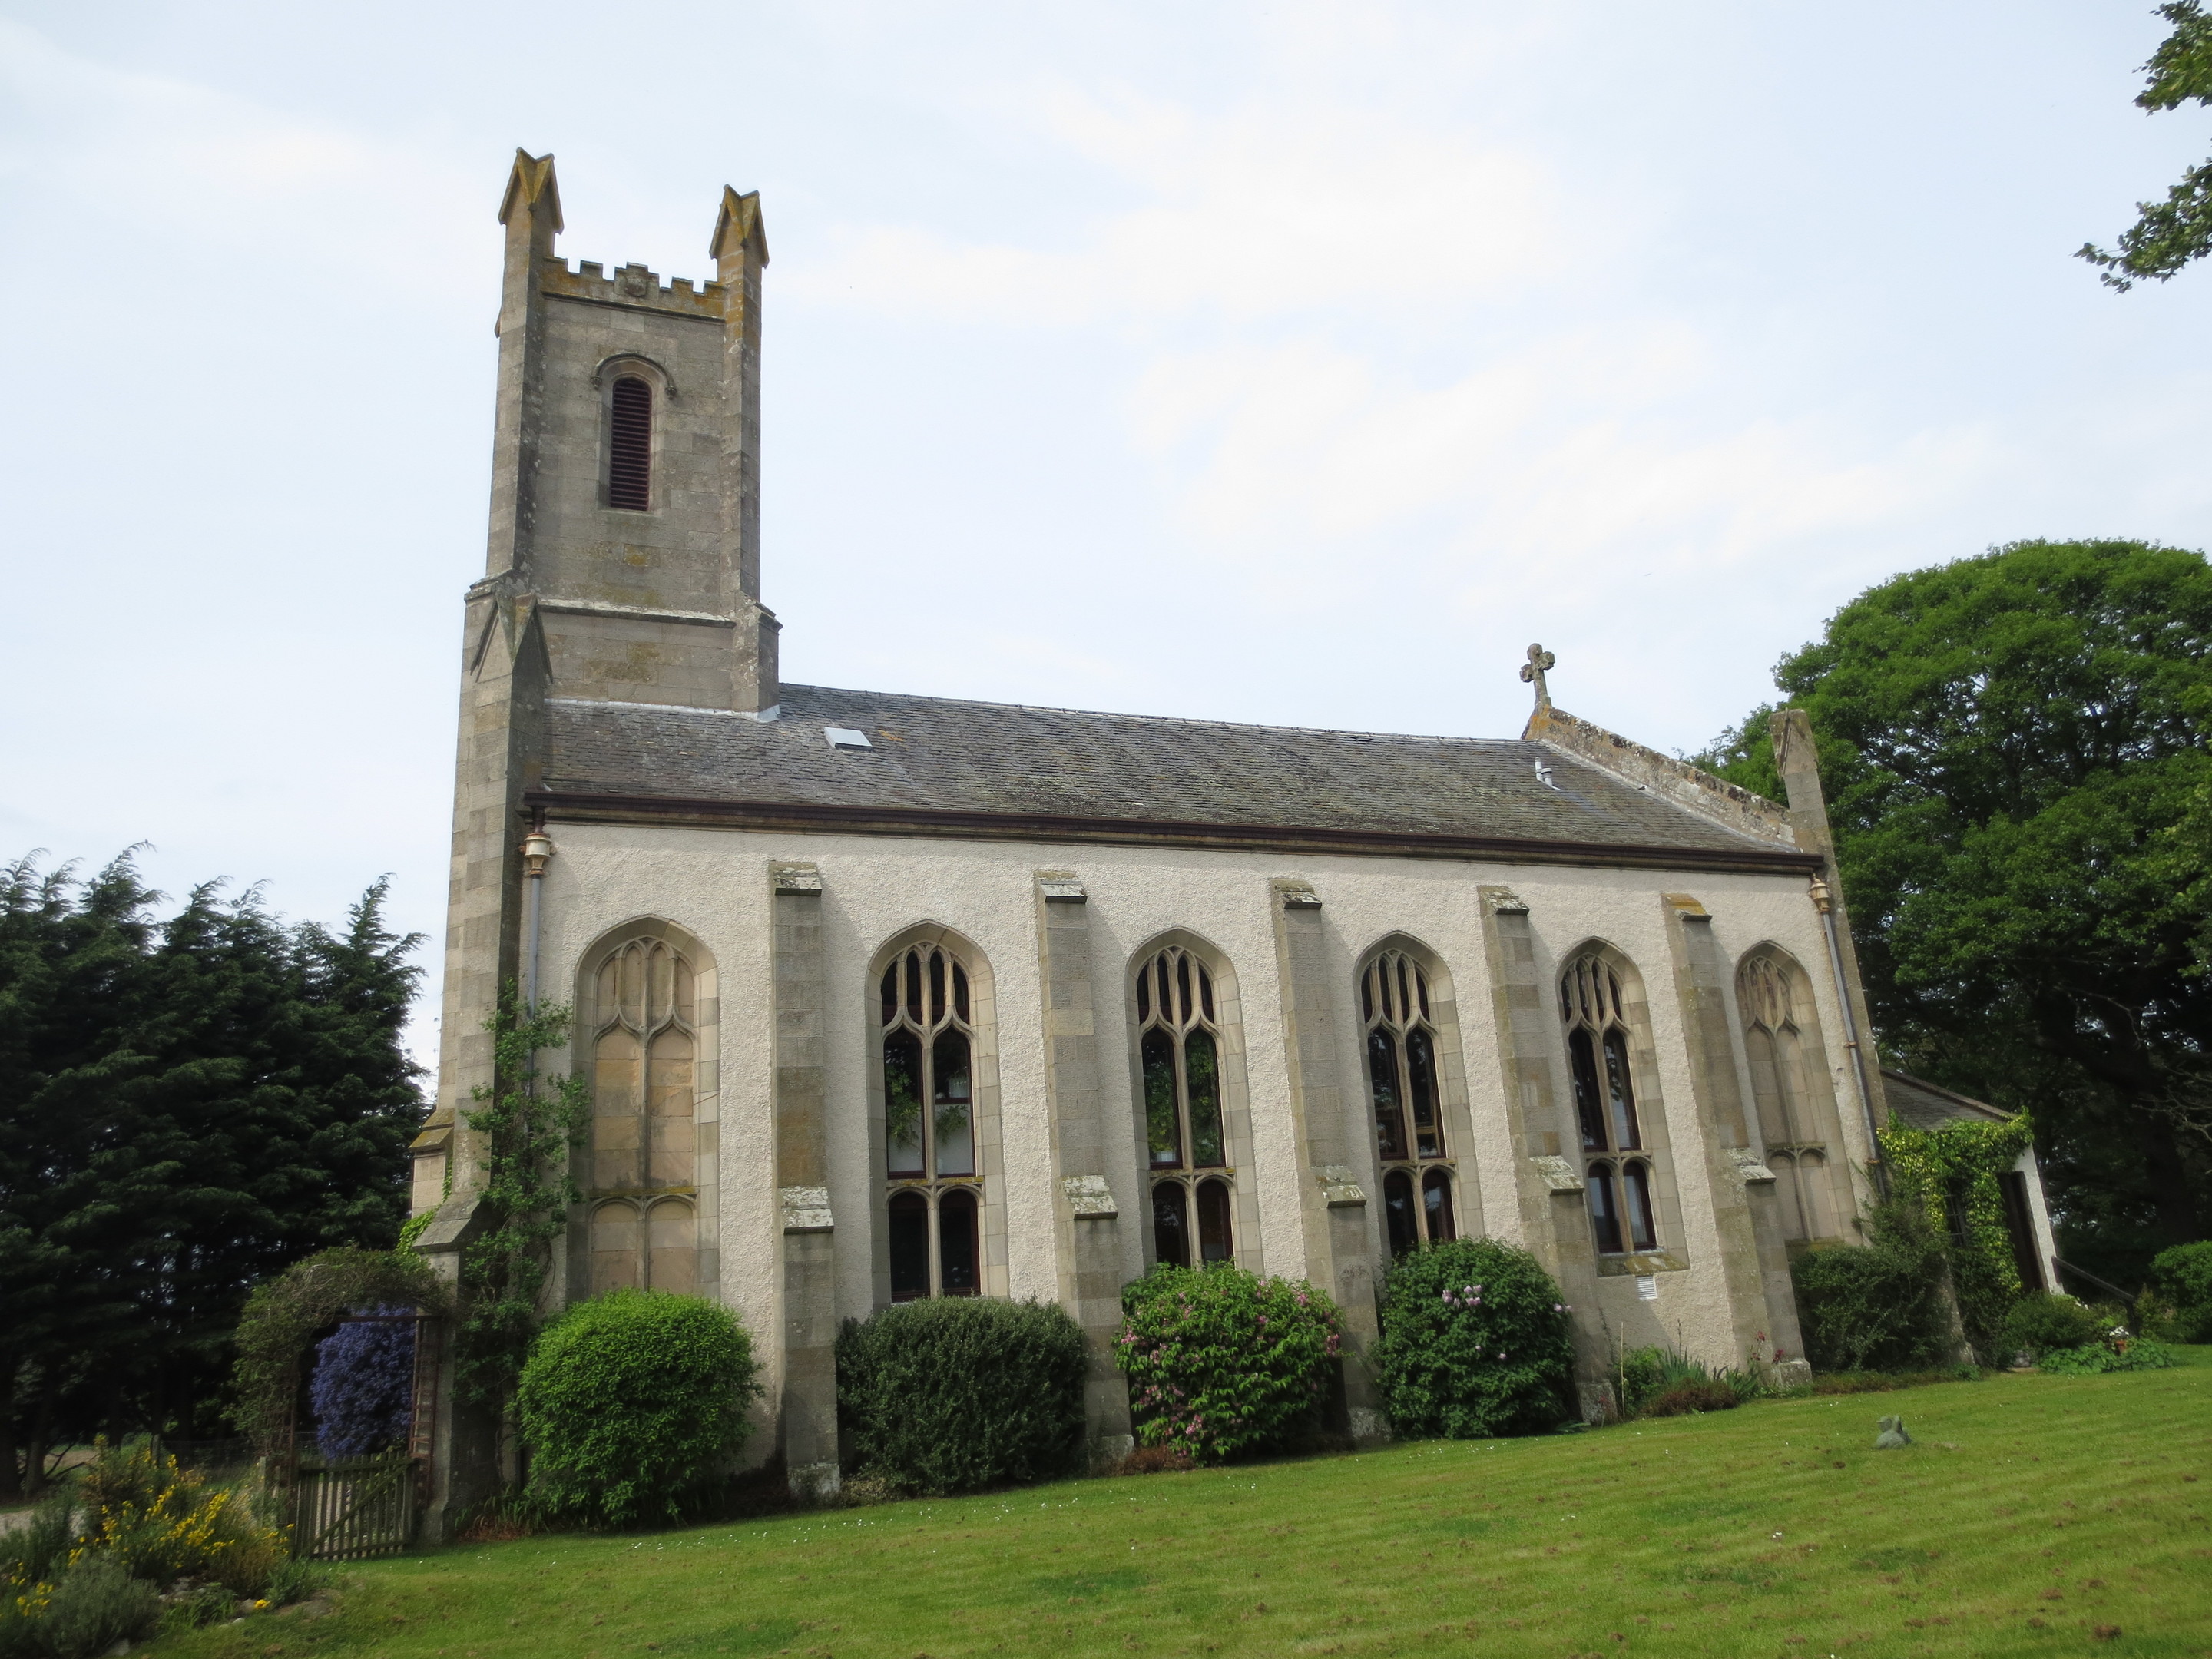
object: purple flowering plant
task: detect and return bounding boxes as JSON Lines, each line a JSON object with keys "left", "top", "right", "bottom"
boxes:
{"left": 1372, "top": 1238, "right": 1575, "bottom": 1439}
{"left": 1118, "top": 1264, "right": 1343, "bottom": 1463}
{"left": 309, "top": 1305, "right": 417, "bottom": 1459}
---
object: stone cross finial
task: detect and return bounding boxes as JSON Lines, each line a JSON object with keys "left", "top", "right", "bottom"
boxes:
{"left": 1520, "top": 643, "right": 1557, "bottom": 707}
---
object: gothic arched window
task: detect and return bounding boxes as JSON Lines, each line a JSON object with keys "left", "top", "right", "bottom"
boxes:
{"left": 1561, "top": 952, "right": 1660, "bottom": 1256}
{"left": 1137, "top": 945, "right": 1234, "bottom": 1267}
{"left": 1362, "top": 949, "right": 1458, "bottom": 1256}
{"left": 608, "top": 375, "right": 653, "bottom": 510}
{"left": 586, "top": 935, "right": 699, "bottom": 1292}
{"left": 1738, "top": 951, "right": 1846, "bottom": 1241}
{"left": 879, "top": 944, "right": 981, "bottom": 1299}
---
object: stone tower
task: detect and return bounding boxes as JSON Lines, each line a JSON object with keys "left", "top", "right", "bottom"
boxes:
{"left": 412, "top": 152, "right": 776, "bottom": 1522}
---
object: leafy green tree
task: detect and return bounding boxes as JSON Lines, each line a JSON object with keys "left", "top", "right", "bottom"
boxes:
{"left": 1697, "top": 541, "right": 2212, "bottom": 1283}
{"left": 0, "top": 852, "right": 425, "bottom": 1495}
{"left": 2081, "top": 2, "right": 2212, "bottom": 289}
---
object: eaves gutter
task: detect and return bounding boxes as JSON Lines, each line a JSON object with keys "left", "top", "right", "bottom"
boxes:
{"left": 523, "top": 790, "right": 1823, "bottom": 877}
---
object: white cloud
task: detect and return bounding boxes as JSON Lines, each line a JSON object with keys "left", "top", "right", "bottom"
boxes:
{"left": 1124, "top": 326, "right": 1995, "bottom": 598}
{"left": 0, "top": 18, "right": 478, "bottom": 285}
{"left": 786, "top": 45, "right": 2002, "bottom": 637}
{"left": 793, "top": 85, "right": 1574, "bottom": 324}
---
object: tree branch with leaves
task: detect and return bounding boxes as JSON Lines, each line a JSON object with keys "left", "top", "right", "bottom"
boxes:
{"left": 2081, "top": 2, "right": 2212, "bottom": 288}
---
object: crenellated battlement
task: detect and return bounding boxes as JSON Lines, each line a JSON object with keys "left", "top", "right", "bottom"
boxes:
{"left": 539, "top": 256, "right": 726, "bottom": 320}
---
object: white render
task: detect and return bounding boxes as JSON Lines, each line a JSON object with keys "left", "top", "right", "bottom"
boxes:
{"left": 531, "top": 824, "right": 1880, "bottom": 1422}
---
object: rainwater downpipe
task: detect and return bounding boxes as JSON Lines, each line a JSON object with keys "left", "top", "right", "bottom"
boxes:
{"left": 520, "top": 825, "right": 555, "bottom": 1014}
{"left": 1811, "top": 874, "right": 1886, "bottom": 1197}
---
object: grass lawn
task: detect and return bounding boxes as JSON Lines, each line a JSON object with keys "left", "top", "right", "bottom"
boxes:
{"left": 161, "top": 1355, "right": 2212, "bottom": 1659}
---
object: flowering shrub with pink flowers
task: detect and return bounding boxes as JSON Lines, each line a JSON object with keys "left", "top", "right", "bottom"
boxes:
{"left": 1371, "top": 1239, "right": 1575, "bottom": 1439}
{"left": 1118, "top": 1265, "right": 1343, "bottom": 1463}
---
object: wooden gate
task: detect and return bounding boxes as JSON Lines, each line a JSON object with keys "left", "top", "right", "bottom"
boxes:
{"left": 280, "top": 1310, "right": 442, "bottom": 1559}
{"left": 293, "top": 1452, "right": 419, "bottom": 1561}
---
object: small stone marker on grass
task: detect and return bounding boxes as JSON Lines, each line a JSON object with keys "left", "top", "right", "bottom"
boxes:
{"left": 1874, "top": 1415, "right": 1913, "bottom": 1449}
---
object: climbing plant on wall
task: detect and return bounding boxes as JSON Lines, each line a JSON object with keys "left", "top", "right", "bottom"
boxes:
{"left": 1878, "top": 1114, "right": 2035, "bottom": 1354}
{"left": 454, "top": 992, "right": 591, "bottom": 1411}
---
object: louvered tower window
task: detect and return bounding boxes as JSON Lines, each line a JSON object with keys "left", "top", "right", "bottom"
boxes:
{"left": 608, "top": 376, "right": 653, "bottom": 510}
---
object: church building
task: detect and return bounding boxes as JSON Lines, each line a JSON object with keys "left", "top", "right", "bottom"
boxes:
{"left": 409, "top": 152, "right": 2040, "bottom": 1524}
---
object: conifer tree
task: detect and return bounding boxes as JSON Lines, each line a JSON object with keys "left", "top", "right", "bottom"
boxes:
{"left": 0, "top": 853, "right": 424, "bottom": 1495}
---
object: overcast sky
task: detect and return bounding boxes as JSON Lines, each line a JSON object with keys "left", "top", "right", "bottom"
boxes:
{"left": 5, "top": 1, "right": 2210, "bottom": 1071}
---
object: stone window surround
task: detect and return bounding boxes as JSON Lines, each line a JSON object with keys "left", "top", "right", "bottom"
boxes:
{"left": 1732, "top": 942, "right": 1850, "bottom": 1243}
{"left": 1550, "top": 937, "right": 1690, "bottom": 1277}
{"left": 1352, "top": 932, "right": 1484, "bottom": 1255}
{"left": 862, "top": 922, "right": 1009, "bottom": 1306}
{"left": 1123, "top": 929, "right": 1263, "bottom": 1277}
{"left": 591, "top": 354, "right": 674, "bottom": 515}
{"left": 566, "top": 915, "right": 722, "bottom": 1303}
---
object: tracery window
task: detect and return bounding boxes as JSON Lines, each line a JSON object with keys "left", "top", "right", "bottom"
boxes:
{"left": 1561, "top": 953, "right": 1659, "bottom": 1256}
{"left": 1738, "top": 952, "right": 1843, "bottom": 1242}
{"left": 608, "top": 375, "right": 653, "bottom": 510}
{"left": 879, "top": 945, "right": 980, "bottom": 1299}
{"left": 586, "top": 936, "right": 698, "bottom": 1292}
{"left": 1361, "top": 950, "right": 1457, "bottom": 1256}
{"left": 1137, "top": 946, "right": 1235, "bottom": 1269}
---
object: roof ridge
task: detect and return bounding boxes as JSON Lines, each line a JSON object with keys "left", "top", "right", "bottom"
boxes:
{"left": 783, "top": 681, "right": 1528, "bottom": 749}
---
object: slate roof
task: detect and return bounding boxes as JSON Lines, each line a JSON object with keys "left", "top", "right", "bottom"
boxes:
{"left": 541, "top": 683, "right": 1795, "bottom": 859}
{"left": 1881, "top": 1069, "right": 2016, "bottom": 1133}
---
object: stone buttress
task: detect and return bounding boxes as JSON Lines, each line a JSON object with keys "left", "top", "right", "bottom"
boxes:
{"left": 1032, "top": 873, "right": 1137, "bottom": 1461}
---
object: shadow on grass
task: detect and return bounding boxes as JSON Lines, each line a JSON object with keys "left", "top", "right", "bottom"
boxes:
{"left": 1025, "top": 1567, "right": 1148, "bottom": 1598}
{"left": 658, "top": 1619, "right": 805, "bottom": 1654}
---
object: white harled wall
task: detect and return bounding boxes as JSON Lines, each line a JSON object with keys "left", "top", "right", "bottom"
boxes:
{"left": 533, "top": 822, "right": 1875, "bottom": 1409}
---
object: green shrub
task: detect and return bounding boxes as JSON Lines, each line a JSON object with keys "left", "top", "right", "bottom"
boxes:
{"left": 2147, "top": 1240, "right": 2212, "bottom": 1342}
{"left": 835, "top": 1296, "right": 1087, "bottom": 1495}
{"left": 2038, "top": 1339, "right": 2177, "bottom": 1375}
{"left": 517, "top": 1288, "right": 763, "bottom": 1528}
{"left": 0, "top": 1455, "right": 282, "bottom": 1659}
{"left": 1371, "top": 1240, "right": 1575, "bottom": 1439}
{"left": 1118, "top": 1265, "right": 1343, "bottom": 1463}
{"left": 262, "top": 1558, "right": 325, "bottom": 1609}
{"left": 1615, "top": 1346, "right": 1761, "bottom": 1417}
{"left": 34, "top": 1556, "right": 160, "bottom": 1659}
{"left": 1998, "top": 1293, "right": 2105, "bottom": 1359}
{"left": 1790, "top": 1201, "right": 1953, "bottom": 1373}
{"left": 159, "top": 1584, "right": 240, "bottom": 1634}
{"left": 75, "top": 1443, "right": 285, "bottom": 1598}
{"left": 0, "top": 1571, "right": 44, "bottom": 1659}
{"left": 1802, "top": 1366, "right": 1979, "bottom": 1394}
{"left": 1618, "top": 1347, "right": 1668, "bottom": 1415}
{"left": 1946, "top": 1238, "right": 2019, "bottom": 1359}
{"left": 0, "top": 1495, "right": 75, "bottom": 1590}
{"left": 1640, "top": 1377, "right": 1741, "bottom": 1417}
